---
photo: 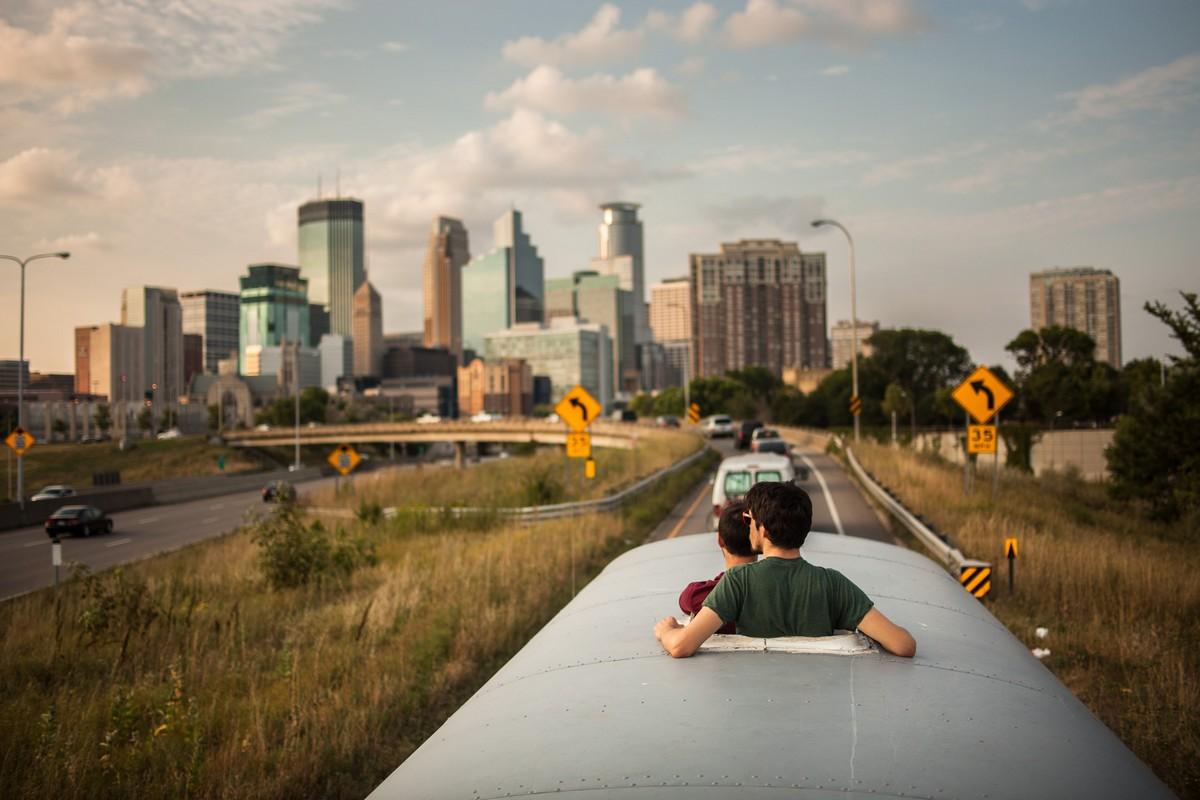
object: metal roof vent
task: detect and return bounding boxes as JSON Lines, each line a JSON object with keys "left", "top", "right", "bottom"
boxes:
{"left": 699, "top": 630, "right": 877, "bottom": 655}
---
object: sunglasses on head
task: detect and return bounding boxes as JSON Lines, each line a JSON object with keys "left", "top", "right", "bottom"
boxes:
{"left": 742, "top": 511, "right": 753, "bottom": 523}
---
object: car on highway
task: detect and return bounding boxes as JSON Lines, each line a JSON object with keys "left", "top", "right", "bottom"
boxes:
{"left": 262, "top": 480, "right": 296, "bottom": 504}
{"left": 44, "top": 505, "right": 112, "bottom": 538}
{"left": 156, "top": 427, "right": 182, "bottom": 440}
{"left": 711, "top": 452, "right": 795, "bottom": 526}
{"left": 655, "top": 415, "right": 680, "bottom": 428}
{"left": 701, "top": 414, "right": 734, "bottom": 438}
{"left": 471, "top": 411, "right": 502, "bottom": 422}
{"left": 750, "top": 427, "right": 789, "bottom": 455}
{"left": 416, "top": 413, "right": 442, "bottom": 424}
{"left": 610, "top": 409, "right": 638, "bottom": 423}
{"left": 30, "top": 485, "right": 77, "bottom": 502}
{"left": 734, "top": 419, "right": 762, "bottom": 449}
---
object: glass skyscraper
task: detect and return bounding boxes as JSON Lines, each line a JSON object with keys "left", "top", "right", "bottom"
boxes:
{"left": 238, "top": 263, "right": 309, "bottom": 375}
{"left": 461, "top": 209, "right": 545, "bottom": 354}
{"left": 180, "top": 290, "right": 240, "bottom": 374}
{"left": 298, "top": 198, "right": 364, "bottom": 338}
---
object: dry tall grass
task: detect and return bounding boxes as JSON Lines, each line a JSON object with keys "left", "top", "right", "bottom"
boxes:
{"left": 0, "top": 446, "right": 716, "bottom": 799}
{"left": 852, "top": 440, "right": 1200, "bottom": 798}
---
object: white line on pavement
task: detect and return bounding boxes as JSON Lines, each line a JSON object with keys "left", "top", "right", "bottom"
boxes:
{"left": 208, "top": 504, "right": 224, "bottom": 511}
{"left": 105, "top": 538, "right": 132, "bottom": 548}
{"left": 136, "top": 517, "right": 160, "bottom": 525}
{"left": 799, "top": 454, "right": 845, "bottom": 536}
{"left": 23, "top": 539, "right": 46, "bottom": 548}
{"left": 201, "top": 517, "right": 218, "bottom": 524}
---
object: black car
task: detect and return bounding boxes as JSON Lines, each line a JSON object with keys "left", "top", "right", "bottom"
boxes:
{"left": 734, "top": 420, "right": 762, "bottom": 450}
{"left": 45, "top": 505, "right": 113, "bottom": 538}
{"left": 262, "top": 480, "right": 296, "bottom": 504}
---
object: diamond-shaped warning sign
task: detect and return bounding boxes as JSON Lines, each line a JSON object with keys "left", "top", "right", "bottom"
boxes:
{"left": 327, "top": 444, "right": 361, "bottom": 476}
{"left": 5, "top": 426, "right": 35, "bottom": 456}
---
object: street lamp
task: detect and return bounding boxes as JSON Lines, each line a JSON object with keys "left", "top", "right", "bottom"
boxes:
{"left": 810, "top": 219, "right": 860, "bottom": 444}
{"left": 1, "top": 251, "right": 70, "bottom": 508}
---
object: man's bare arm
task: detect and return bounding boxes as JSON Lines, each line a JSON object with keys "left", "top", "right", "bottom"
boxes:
{"left": 858, "top": 607, "right": 917, "bottom": 657}
{"left": 654, "top": 608, "right": 725, "bottom": 658}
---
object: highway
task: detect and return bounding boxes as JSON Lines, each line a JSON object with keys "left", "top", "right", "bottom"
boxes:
{"left": 648, "top": 436, "right": 893, "bottom": 544}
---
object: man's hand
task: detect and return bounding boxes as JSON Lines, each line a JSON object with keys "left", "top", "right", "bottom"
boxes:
{"left": 654, "top": 616, "right": 682, "bottom": 643}
{"left": 654, "top": 608, "right": 725, "bottom": 658}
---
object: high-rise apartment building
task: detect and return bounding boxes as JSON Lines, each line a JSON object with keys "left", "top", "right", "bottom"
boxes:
{"left": 353, "top": 281, "right": 383, "bottom": 377}
{"left": 689, "top": 239, "right": 828, "bottom": 378}
{"left": 238, "top": 264, "right": 309, "bottom": 375}
{"left": 298, "top": 197, "right": 364, "bottom": 337}
{"left": 649, "top": 277, "right": 692, "bottom": 386}
{"left": 121, "top": 286, "right": 184, "bottom": 402}
{"left": 73, "top": 324, "right": 143, "bottom": 402}
{"left": 591, "top": 202, "right": 647, "bottom": 343}
{"left": 460, "top": 209, "right": 545, "bottom": 354}
{"left": 1029, "top": 267, "right": 1122, "bottom": 366}
{"left": 423, "top": 216, "right": 470, "bottom": 357}
{"left": 457, "top": 358, "right": 533, "bottom": 417}
{"left": 830, "top": 319, "right": 879, "bottom": 370}
{"left": 484, "top": 318, "right": 613, "bottom": 409}
{"left": 545, "top": 271, "right": 636, "bottom": 394}
{"left": 180, "top": 290, "right": 240, "bottom": 375}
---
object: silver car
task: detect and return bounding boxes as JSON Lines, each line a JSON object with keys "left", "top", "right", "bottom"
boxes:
{"left": 31, "top": 485, "right": 77, "bottom": 502}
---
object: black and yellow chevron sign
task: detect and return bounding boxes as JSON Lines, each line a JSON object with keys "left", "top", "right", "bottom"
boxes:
{"left": 687, "top": 403, "right": 701, "bottom": 424}
{"left": 849, "top": 395, "right": 863, "bottom": 416}
{"left": 959, "top": 562, "right": 992, "bottom": 599}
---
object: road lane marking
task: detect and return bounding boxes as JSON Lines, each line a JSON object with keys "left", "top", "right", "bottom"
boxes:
{"left": 667, "top": 479, "right": 713, "bottom": 540}
{"left": 201, "top": 516, "right": 219, "bottom": 524}
{"left": 208, "top": 504, "right": 225, "bottom": 511}
{"left": 799, "top": 454, "right": 845, "bottom": 536}
{"left": 105, "top": 538, "right": 132, "bottom": 548}
{"left": 23, "top": 539, "right": 46, "bottom": 548}
{"left": 136, "top": 517, "right": 160, "bottom": 525}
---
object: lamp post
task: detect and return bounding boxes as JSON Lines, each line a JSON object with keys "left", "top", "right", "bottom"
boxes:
{"left": 810, "top": 219, "right": 860, "bottom": 444}
{"left": 1, "top": 251, "right": 70, "bottom": 508}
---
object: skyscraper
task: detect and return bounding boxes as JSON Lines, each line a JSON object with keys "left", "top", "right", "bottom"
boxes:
{"left": 298, "top": 197, "right": 364, "bottom": 338}
{"left": 238, "top": 263, "right": 309, "bottom": 375}
{"left": 689, "top": 239, "right": 828, "bottom": 378}
{"left": 74, "top": 324, "right": 144, "bottom": 403}
{"left": 180, "top": 290, "right": 240, "bottom": 374}
{"left": 121, "top": 286, "right": 184, "bottom": 402}
{"left": 649, "top": 277, "right": 692, "bottom": 386}
{"left": 1029, "top": 267, "right": 1122, "bottom": 366}
{"left": 423, "top": 216, "right": 470, "bottom": 357}
{"left": 831, "top": 319, "right": 879, "bottom": 370}
{"left": 353, "top": 280, "right": 383, "bottom": 377}
{"left": 592, "top": 202, "right": 647, "bottom": 342}
{"left": 460, "top": 209, "right": 545, "bottom": 354}
{"left": 544, "top": 271, "right": 636, "bottom": 394}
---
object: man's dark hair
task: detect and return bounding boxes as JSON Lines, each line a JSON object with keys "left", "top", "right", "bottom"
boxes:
{"left": 717, "top": 501, "right": 754, "bottom": 557}
{"left": 745, "top": 481, "right": 813, "bottom": 549}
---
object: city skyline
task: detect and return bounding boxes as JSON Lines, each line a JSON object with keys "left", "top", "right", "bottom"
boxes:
{"left": 1, "top": 1, "right": 1197, "bottom": 373}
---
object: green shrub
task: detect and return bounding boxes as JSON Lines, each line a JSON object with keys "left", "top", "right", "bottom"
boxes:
{"left": 250, "top": 506, "right": 377, "bottom": 589}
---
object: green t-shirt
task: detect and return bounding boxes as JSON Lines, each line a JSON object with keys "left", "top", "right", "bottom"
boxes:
{"left": 702, "top": 556, "right": 874, "bottom": 638}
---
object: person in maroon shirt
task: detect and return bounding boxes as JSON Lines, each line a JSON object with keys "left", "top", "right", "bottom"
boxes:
{"left": 678, "top": 501, "right": 757, "bottom": 634}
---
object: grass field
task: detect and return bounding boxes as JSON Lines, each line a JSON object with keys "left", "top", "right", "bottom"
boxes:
{"left": 850, "top": 440, "right": 1199, "bottom": 799}
{"left": 3, "top": 437, "right": 264, "bottom": 501}
{"left": 0, "top": 443, "right": 717, "bottom": 799}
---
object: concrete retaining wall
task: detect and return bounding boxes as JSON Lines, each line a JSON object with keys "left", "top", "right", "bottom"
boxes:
{"left": 911, "top": 428, "right": 1115, "bottom": 480}
{"left": 0, "top": 487, "right": 157, "bottom": 531}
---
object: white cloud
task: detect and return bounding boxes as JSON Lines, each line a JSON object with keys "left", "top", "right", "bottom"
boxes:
{"left": 692, "top": 144, "right": 868, "bottom": 175}
{"left": 0, "top": 148, "right": 137, "bottom": 207}
{"left": 1041, "top": 53, "right": 1200, "bottom": 128}
{"left": 502, "top": 4, "right": 644, "bottom": 67}
{"left": 242, "top": 81, "right": 347, "bottom": 129}
{"left": 33, "top": 231, "right": 109, "bottom": 251}
{"left": 820, "top": 64, "right": 850, "bottom": 76}
{"left": 704, "top": 194, "right": 826, "bottom": 235}
{"left": 0, "top": 0, "right": 340, "bottom": 114}
{"left": 861, "top": 141, "right": 989, "bottom": 185}
{"left": 647, "top": 2, "right": 719, "bottom": 44}
{"left": 381, "top": 40, "right": 408, "bottom": 52}
{"left": 723, "top": 0, "right": 929, "bottom": 49}
{"left": 676, "top": 57, "right": 706, "bottom": 78}
{"left": 484, "top": 66, "right": 687, "bottom": 121}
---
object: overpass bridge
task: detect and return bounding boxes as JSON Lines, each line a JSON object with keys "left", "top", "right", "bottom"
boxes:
{"left": 222, "top": 420, "right": 645, "bottom": 467}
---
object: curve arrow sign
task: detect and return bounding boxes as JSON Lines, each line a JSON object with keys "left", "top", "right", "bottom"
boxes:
{"left": 970, "top": 379, "right": 995, "bottom": 411}
{"left": 569, "top": 397, "right": 589, "bottom": 421}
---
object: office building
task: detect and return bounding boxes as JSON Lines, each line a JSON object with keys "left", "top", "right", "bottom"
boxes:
{"left": 689, "top": 239, "right": 828, "bottom": 379}
{"left": 484, "top": 318, "right": 612, "bottom": 409}
{"left": 1030, "top": 267, "right": 1122, "bottom": 366}
{"left": 649, "top": 277, "right": 692, "bottom": 387}
{"left": 318, "top": 334, "right": 353, "bottom": 392}
{"left": 0, "top": 360, "right": 30, "bottom": 396}
{"left": 353, "top": 281, "right": 383, "bottom": 377}
{"left": 544, "top": 270, "right": 636, "bottom": 394}
{"left": 73, "top": 324, "right": 144, "bottom": 402}
{"left": 183, "top": 333, "right": 203, "bottom": 389}
{"left": 457, "top": 358, "right": 533, "bottom": 417}
{"left": 382, "top": 344, "right": 456, "bottom": 380}
{"left": 121, "top": 286, "right": 184, "bottom": 402}
{"left": 238, "top": 263, "right": 310, "bottom": 375}
{"left": 309, "top": 304, "right": 330, "bottom": 349}
{"left": 243, "top": 343, "right": 321, "bottom": 390}
{"left": 591, "top": 202, "right": 647, "bottom": 343}
{"left": 180, "top": 290, "right": 240, "bottom": 374}
{"left": 830, "top": 319, "right": 879, "bottom": 370}
{"left": 298, "top": 197, "right": 365, "bottom": 337}
{"left": 423, "top": 216, "right": 470, "bottom": 356}
{"left": 460, "top": 209, "right": 545, "bottom": 354}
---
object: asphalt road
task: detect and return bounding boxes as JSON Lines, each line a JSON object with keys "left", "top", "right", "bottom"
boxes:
{"left": 647, "top": 435, "right": 894, "bottom": 544}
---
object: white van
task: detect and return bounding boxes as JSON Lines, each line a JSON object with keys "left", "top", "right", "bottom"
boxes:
{"left": 711, "top": 452, "right": 796, "bottom": 527}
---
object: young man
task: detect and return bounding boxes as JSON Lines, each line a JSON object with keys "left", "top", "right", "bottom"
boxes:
{"left": 678, "top": 502, "right": 756, "bottom": 634}
{"left": 654, "top": 481, "right": 917, "bottom": 658}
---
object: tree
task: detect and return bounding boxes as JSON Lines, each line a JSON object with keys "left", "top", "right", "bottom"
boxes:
{"left": 52, "top": 418, "right": 67, "bottom": 437}
{"left": 94, "top": 404, "right": 112, "bottom": 435}
{"left": 1106, "top": 293, "right": 1200, "bottom": 521}
{"left": 866, "top": 329, "right": 972, "bottom": 435}
{"left": 254, "top": 387, "right": 330, "bottom": 428}
{"left": 1006, "top": 326, "right": 1119, "bottom": 423}
{"left": 880, "top": 382, "right": 911, "bottom": 427}
{"left": 137, "top": 407, "right": 152, "bottom": 432}
{"left": 207, "top": 403, "right": 220, "bottom": 433}
{"left": 160, "top": 408, "right": 177, "bottom": 429}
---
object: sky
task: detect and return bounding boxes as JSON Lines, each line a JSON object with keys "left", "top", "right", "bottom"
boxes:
{"left": 1, "top": 0, "right": 1197, "bottom": 375}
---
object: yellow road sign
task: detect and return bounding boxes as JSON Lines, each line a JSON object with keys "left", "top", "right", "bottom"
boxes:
{"left": 849, "top": 395, "right": 863, "bottom": 416}
{"left": 4, "top": 427, "right": 35, "bottom": 456}
{"left": 327, "top": 444, "right": 361, "bottom": 476}
{"left": 687, "top": 403, "right": 700, "bottom": 424}
{"left": 959, "top": 561, "right": 992, "bottom": 599}
{"left": 967, "top": 424, "right": 997, "bottom": 454}
{"left": 951, "top": 366, "right": 1014, "bottom": 424}
{"left": 1005, "top": 538, "right": 1019, "bottom": 559}
{"left": 585, "top": 457, "right": 596, "bottom": 479}
{"left": 554, "top": 385, "right": 602, "bottom": 432}
{"left": 566, "top": 432, "right": 591, "bottom": 459}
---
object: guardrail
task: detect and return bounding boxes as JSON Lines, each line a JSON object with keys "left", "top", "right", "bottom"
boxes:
{"left": 312, "top": 446, "right": 712, "bottom": 523}
{"left": 842, "top": 442, "right": 966, "bottom": 570}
